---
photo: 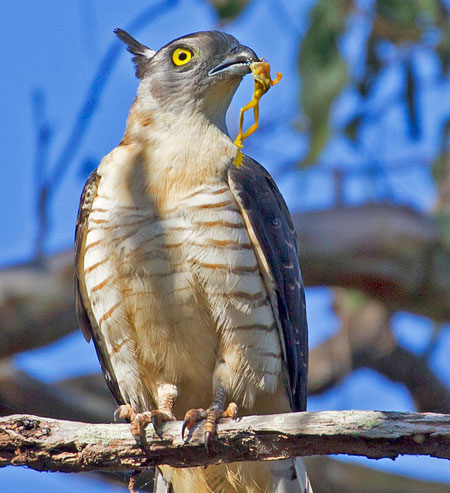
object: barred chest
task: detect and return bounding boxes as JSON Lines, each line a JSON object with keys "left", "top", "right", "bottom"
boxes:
{"left": 82, "top": 176, "right": 282, "bottom": 410}
{"left": 83, "top": 179, "right": 256, "bottom": 319}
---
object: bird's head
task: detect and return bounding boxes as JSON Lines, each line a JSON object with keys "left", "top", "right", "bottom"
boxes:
{"left": 115, "top": 29, "right": 258, "bottom": 130}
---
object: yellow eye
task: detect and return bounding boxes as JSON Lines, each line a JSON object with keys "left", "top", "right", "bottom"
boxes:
{"left": 172, "top": 48, "right": 193, "bottom": 66}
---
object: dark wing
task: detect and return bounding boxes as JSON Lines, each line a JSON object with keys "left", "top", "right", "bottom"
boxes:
{"left": 228, "top": 156, "right": 308, "bottom": 411}
{"left": 74, "top": 170, "right": 124, "bottom": 406}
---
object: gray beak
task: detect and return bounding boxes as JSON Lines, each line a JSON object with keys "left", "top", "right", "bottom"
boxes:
{"left": 208, "top": 45, "right": 259, "bottom": 77}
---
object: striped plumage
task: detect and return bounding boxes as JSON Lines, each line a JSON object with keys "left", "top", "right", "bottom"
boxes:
{"left": 75, "top": 30, "right": 310, "bottom": 492}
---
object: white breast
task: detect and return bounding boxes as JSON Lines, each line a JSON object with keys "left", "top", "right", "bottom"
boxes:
{"left": 83, "top": 178, "right": 283, "bottom": 412}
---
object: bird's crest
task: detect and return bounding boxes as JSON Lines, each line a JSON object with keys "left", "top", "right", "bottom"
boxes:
{"left": 114, "top": 28, "right": 155, "bottom": 79}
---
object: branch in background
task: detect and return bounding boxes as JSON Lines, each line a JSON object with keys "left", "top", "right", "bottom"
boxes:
{"left": 0, "top": 252, "right": 76, "bottom": 358}
{"left": 1, "top": 203, "right": 448, "bottom": 421}
{"left": 295, "top": 204, "right": 450, "bottom": 322}
{"left": 0, "top": 411, "right": 449, "bottom": 472}
{"left": 0, "top": 362, "right": 114, "bottom": 423}
{"left": 433, "top": 146, "right": 450, "bottom": 226}
{"left": 304, "top": 457, "right": 450, "bottom": 493}
{"left": 308, "top": 290, "right": 450, "bottom": 413}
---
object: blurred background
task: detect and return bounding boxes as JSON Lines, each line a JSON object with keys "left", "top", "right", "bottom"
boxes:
{"left": 1, "top": 0, "right": 450, "bottom": 491}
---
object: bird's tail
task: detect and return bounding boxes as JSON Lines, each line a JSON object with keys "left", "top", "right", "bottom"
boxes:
{"left": 270, "top": 458, "right": 313, "bottom": 493}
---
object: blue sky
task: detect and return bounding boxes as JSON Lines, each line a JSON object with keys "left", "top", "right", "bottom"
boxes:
{"left": 2, "top": 0, "right": 450, "bottom": 491}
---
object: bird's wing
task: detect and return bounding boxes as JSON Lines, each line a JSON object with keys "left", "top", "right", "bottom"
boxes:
{"left": 74, "top": 169, "right": 124, "bottom": 406}
{"left": 228, "top": 155, "right": 308, "bottom": 411}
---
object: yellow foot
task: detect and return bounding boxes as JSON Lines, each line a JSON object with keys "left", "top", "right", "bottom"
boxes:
{"left": 114, "top": 404, "right": 175, "bottom": 444}
{"left": 182, "top": 402, "right": 238, "bottom": 452}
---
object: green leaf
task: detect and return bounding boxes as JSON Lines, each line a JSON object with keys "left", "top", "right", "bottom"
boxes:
{"left": 435, "top": 213, "right": 450, "bottom": 247}
{"left": 299, "top": 0, "right": 350, "bottom": 165}
{"left": 375, "top": 0, "right": 423, "bottom": 43}
{"left": 436, "top": 26, "right": 450, "bottom": 75}
{"left": 208, "top": 0, "right": 249, "bottom": 21}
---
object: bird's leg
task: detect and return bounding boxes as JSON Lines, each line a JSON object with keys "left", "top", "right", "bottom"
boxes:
{"left": 115, "top": 383, "right": 178, "bottom": 444}
{"left": 182, "top": 359, "right": 238, "bottom": 451}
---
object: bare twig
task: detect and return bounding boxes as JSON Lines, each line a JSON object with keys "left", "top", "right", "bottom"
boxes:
{"left": 0, "top": 411, "right": 448, "bottom": 473}
{"left": 31, "top": 89, "right": 53, "bottom": 261}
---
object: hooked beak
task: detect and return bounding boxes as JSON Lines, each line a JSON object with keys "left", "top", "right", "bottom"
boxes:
{"left": 208, "top": 45, "right": 258, "bottom": 77}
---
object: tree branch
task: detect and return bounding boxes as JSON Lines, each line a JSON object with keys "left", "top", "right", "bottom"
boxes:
{"left": 295, "top": 204, "right": 450, "bottom": 322}
{"left": 304, "top": 456, "right": 450, "bottom": 493}
{"left": 0, "top": 411, "right": 449, "bottom": 473}
{"left": 0, "top": 362, "right": 114, "bottom": 423}
{"left": 308, "top": 292, "right": 450, "bottom": 413}
{"left": 0, "top": 252, "right": 75, "bottom": 358}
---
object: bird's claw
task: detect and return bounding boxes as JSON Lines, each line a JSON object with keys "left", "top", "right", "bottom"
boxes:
{"left": 113, "top": 405, "right": 175, "bottom": 444}
{"left": 182, "top": 403, "right": 238, "bottom": 451}
{"left": 223, "top": 402, "right": 238, "bottom": 420}
{"left": 181, "top": 418, "right": 189, "bottom": 442}
{"left": 113, "top": 403, "right": 136, "bottom": 423}
{"left": 181, "top": 408, "right": 207, "bottom": 442}
{"left": 133, "top": 433, "right": 145, "bottom": 448}
{"left": 204, "top": 431, "right": 212, "bottom": 454}
{"left": 151, "top": 414, "right": 163, "bottom": 439}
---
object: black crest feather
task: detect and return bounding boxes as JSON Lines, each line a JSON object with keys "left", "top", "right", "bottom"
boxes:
{"left": 114, "top": 28, "right": 154, "bottom": 79}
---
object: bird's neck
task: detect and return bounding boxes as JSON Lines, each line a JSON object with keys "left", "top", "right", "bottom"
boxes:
{"left": 99, "top": 96, "right": 238, "bottom": 209}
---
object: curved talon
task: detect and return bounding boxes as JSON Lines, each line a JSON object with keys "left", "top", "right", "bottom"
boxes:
{"left": 223, "top": 402, "right": 238, "bottom": 420}
{"left": 152, "top": 414, "right": 163, "bottom": 439}
{"left": 181, "top": 419, "right": 188, "bottom": 441}
{"left": 182, "top": 408, "right": 208, "bottom": 441}
{"left": 114, "top": 403, "right": 136, "bottom": 423}
{"left": 204, "top": 431, "right": 212, "bottom": 455}
{"left": 134, "top": 433, "right": 145, "bottom": 447}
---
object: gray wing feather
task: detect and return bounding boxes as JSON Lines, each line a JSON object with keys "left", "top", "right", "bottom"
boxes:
{"left": 74, "top": 170, "right": 124, "bottom": 406}
{"left": 228, "top": 156, "right": 308, "bottom": 411}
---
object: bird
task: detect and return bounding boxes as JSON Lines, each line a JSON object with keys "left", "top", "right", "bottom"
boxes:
{"left": 75, "top": 29, "right": 310, "bottom": 493}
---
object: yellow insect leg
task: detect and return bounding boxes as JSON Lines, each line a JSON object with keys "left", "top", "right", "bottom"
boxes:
{"left": 241, "top": 99, "right": 260, "bottom": 141}
{"left": 232, "top": 79, "right": 271, "bottom": 168}
{"left": 234, "top": 98, "right": 258, "bottom": 146}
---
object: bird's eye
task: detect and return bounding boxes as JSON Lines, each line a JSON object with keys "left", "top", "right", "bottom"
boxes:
{"left": 172, "top": 48, "right": 193, "bottom": 66}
